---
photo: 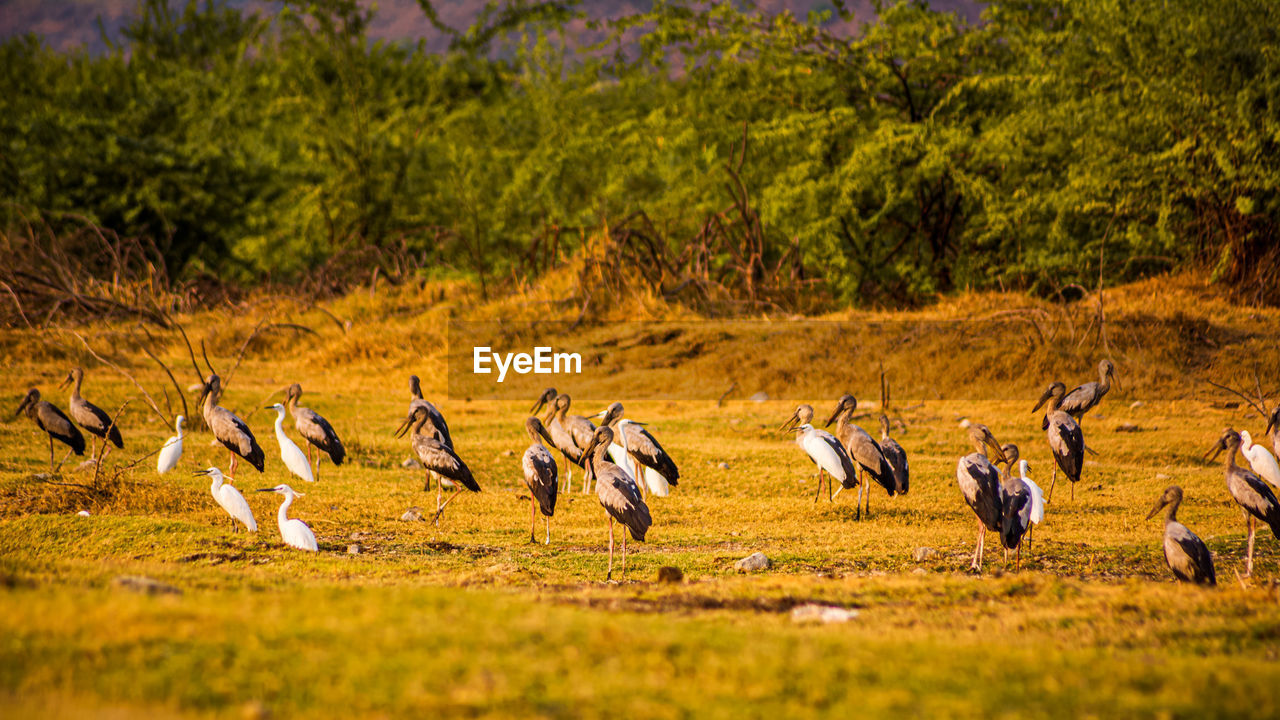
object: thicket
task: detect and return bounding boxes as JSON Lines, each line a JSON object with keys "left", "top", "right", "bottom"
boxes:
{"left": 2, "top": 0, "right": 1277, "bottom": 321}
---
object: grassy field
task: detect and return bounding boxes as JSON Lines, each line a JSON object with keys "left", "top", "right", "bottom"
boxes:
{"left": 3, "top": 275, "right": 1280, "bottom": 718}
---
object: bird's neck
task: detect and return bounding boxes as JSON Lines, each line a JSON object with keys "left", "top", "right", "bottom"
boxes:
{"left": 71, "top": 374, "right": 83, "bottom": 399}
{"left": 1163, "top": 501, "right": 1179, "bottom": 524}
{"left": 274, "top": 412, "right": 286, "bottom": 432}
{"left": 1224, "top": 448, "right": 1240, "bottom": 471}
{"left": 278, "top": 495, "right": 293, "bottom": 525}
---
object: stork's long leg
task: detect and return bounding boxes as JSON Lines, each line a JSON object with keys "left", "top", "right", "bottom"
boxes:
{"left": 1047, "top": 466, "right": 1058, "bottom": 502}
{"left": 544, "top": 515, "right": 550, "bottom": 546}
{"left": 1247, "top": 515, "right": 1257, "bottom": 577}
{"left": 229, "top": 451, "right": 238, "bottom": 477}
{"left": 1071, "top": 480, "right": 1075, "bottom": 502}
{"left": 621, "top": 527, "right": 628, "bottom": 580}
{"left": 47, "top": 436, "right": 55, "bottom": 471}
{"left": 607, "top": 517, "right": 615, "bottom": 581}
{"left": 530, "top": 494, "right": 537, "bottom": 544}
{"left": 562, "top": 452, "right": 573, "bottom": 493}
{"left": 865, "top": 478, "right": 871, "bottom": 518}
{"left": 436, "top": 482, "right": 443, "bottom": 513}
{"left": 634, "top": 457, "right": 646, "bottom": 499}
{"left": 971, "top": 519, "right": 983, "bottom": 571}
{"left": 433, "top": 487, "right": 464, "bottom": 525}
{"left": 1026, "top": 526, "right": 1034, "bottom": 552}
{"left": 1016, "top": 543, "right": 1022, "bottom": 571}
{"left": 855, "top": 468, "right": 864, "bottom": 521}
{"left": 814, "top": 469, "right": 824, "bottom": 503}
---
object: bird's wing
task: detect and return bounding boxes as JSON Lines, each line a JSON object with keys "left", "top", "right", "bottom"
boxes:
{"left": 410, "top": 399, "right": 452, "bottom": 448}
{"left": 807, "top": 430, "right": 856, "bottom": 487}
{"left": 284, "top": 519, "right": 318, "bottom": 551}
{"left": 71, "top": 398, "right": 123, "bottom": 447}
{"left": 1000, "top": 483, "right": 1032, "bottom": 549}
{"left": 1165, "top": 522, "right": 1213, "bottom": 584}
{"left": 217, "top": 485, "right": 258, "bottom": 532}
{"left": 523, "top": 444, "right": 558, "bottom": 516}
{"left": 1059, "top": 381, "right": 1100, "bottom": 416}
{"left": 37, "top": 402, "right": 86, "bottom": 454}
{"left": 956, "top": 454, "right": 1002, "bottom": 531}
{"left": 157, "top": 435, "right": 183, "bottom": 474}
{"left": 880, "top": 438, "right": 909, "bottom": 494}
{"left": 294, "top": 407, "right": 345, "bottom": 464}
{"left": 845, "top": 425, "right": 893, "bottom": 493}
{"left": 596, "top": 467, "right": 652, "bottom": 541}
{"left": 624, "top": 425, "right": 679, "bottom": 485}
{"left": 1228, "top": 468, "right": 1280, "bottom": 529}
{"left": 566, "top": 416, "right": 596, "bottom": 450}
{"left": 547, "top": 419, "right": 584, "bottom": 464}
{"left": 1048, "top": 414, "right": 1085, "bottom": 480}
{"left": 414, "top": 436, "right": 479, "bottom": 491}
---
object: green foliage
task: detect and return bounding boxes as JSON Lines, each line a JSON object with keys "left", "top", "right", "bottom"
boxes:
{"left": 1, "top": 0, "right": 1277, "bottom": 304}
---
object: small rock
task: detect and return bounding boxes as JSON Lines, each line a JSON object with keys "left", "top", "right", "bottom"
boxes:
{"left": 657, "top": 566, "right": 684, "bottom": 583}
{"left": 1156, "top": 473, "right": 1171, "bottom": 480}
{"left": 76, "top": 510, "right": 90, "bottom": 517}
{"left": 728, "top": 418, "right": 742, "bottom": 426}
{"left": 500, "top": 449, "right": 515, "bottom": 457}
{"left": 790, "top": 604, "right": 858, "bottom": 624}
{"left": 911, "top": 567, "right": 927, "bottom": 575}
{"left": 749, "top": 392, "right": 769, "bottom": 403}
{"left": 76, "top": 459, "right": 98, "bottom": 472}
{"left": 1115, "top": 423, "right": 1141, "bottom": 433}
{"left": 402, "top": 457, "right": 423, "bottom": 469}
{"left": 1129, "top": 401, "right": 1144, "bottom": 409}
{"left": 913, "top": 547, "right": 937, "bottom": 562}
{"left": 347, "top": 544, "right": 361, "bottom": 555}
{"left": 32, "top": 473, "right": 51, "bottom": 482}
{"left": 717, "top": 462, "right": 730, "bottom": 470}
{"left": 734, "top": 552, "right": 770, "bottom": 572}
{"left": 958, "top": 418, "right": 972, "bottom": 428}
{"left": 401, "top": 507, "right": 424, "bottom": 522}
{"left": 112, "top": 575, "right": 181, "bottom": 595}
{"left": 730, "top": 530, "right": 741, "bottom": 537}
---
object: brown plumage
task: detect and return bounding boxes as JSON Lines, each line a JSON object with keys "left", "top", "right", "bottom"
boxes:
{"left": 584, "top": 426, "right": 652, "bottom": 581}
{"left": 1034, "top": 359, "right": 1118, "bottom": 428}
{"left": 1207, "top": 428, "right": 1280, "bottom": 577}
{"left": 824, "top": 395, "right": 894, "bottom": 520}
{"left": 398, "top": 405, "right": 478, "bottom": 526}
{"left": 1146, "top": 486, "right": 1215, "bottom": 586}
{"left": 878, "top": 414, "right": 909, "bottom": 496}
{"left": 594, "top": 402, "right": 680, "bottom": 495}
{"left": 60, "top": 367, "right": 123, "bottom": 452}
{"left": 522, "top": 417, "right": 559, "bottom": 544}
{"left": 407, "top": 374, "right": 452, "bottom": 449}
{"left": 201, "top": 374, "right": 265, "bottom": 474}
{"left": 544, "top": 393, "right": 595, "bottom": 493}
{"left": 955, "top": 422, "right": 1009, "bottom": 572}
{"left": 285, "top": 384, "right": 345, "bottom": 481}
{"left": 15, "top": 388, "right": 85, "bottom": 470}
{"left": 1034, "top": 382, "right": 1085, "bottom": 501}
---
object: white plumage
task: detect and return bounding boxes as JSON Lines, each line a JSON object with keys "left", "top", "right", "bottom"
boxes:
{"left": 157, "top": 415, "right": 185, "bottom": 474}
{"left": 1240, "top": 430, "right": 1280, "bottom": 491}
{"left": 268, "top": 403, "right": 314, "bottom": 483}
{"left": 1019, "top": 460, "right": 1044, "bottom": 525}
{"left": 796, "top": 424, "right": 851, "bottom": 485}
{"left": 198, "top": 466, "right": 257, "bottom": 532}
{"left": 606, "top": 420, "right": 672, "bottom": 497}
{"left": 257, "top": 484, "right": 318, "bottom": 551}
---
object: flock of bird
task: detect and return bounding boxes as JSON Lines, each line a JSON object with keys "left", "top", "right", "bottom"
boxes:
{"left": 11, "top": 358, "right": 1280, "bottom": 584}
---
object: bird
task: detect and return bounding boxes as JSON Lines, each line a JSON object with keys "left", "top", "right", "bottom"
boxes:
{"left": 583, "top": 425, "right": 651, "bottom": 581}
{"left": 1034, "top": 382, "right": 1085, "bottom": 501}
{"left": 285, "top": 384, "right": 344, "bottom": 482}
{"left": 955, "top": 422, "right": 1009, "bottom": 572}
{"left": 14, "top": 388, "right": 85, "bottom": 471}
{"left": 157, "top": 415, "right": 185, "bottom": 474}
{"left": 1035, "top": 359, "right": 1119, "bottom": 427}
{"left": 1016, "top": 459, "right": 1045, "bottom": 549}
{"left": 255, "top": 484, "right": 317, "bottom": 551}
{"left": 195, "top": 466, "right": 257, "bottom": 532}
{"left": 877, "top": 413, "right": 909, "bottom": 495}
{"left": 781, "top": 405, "right": 858, "bottom": 504}
{"left": 593, "top": 402, "right": 679, "bottom": 498}
{"left": 1239, "top": 430, "right": 1280, "bottom": 491}
{"left": 540, "top": 393, "right": 595, "bottom": 493}
{"left": 1206, "top": 428, "right": 1280, "bottom": 577}
{"left": 407, "top": 374, "right": 452, "bottom": 448}
{"left": 60, "top": 367, "right": 124, "bottom": 458}
{"left": 1000, "top": 468, "right": 1033, "bottom": 570}
{"left": 266, "top": 403, "right": 314, "bottom": 483}
{"left": 521, "top": 417, "right": 558, "bottom": 544}
{"left": 824, "top": 395, "right": 894, "bottom": 519}
{"left": 532, "top": 388, "right": 581, "bottom": 492}
{"left": 1145, "top": 485, "right": 1215, "bottom": 586}
{"left": 201, "top": 374, "right": 265, "bottom": 474}
{"left": 397, "top": 405, "right": 479, "bottom": 525}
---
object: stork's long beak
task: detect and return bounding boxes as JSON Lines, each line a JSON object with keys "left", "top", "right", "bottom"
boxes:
{"left": 13, "top": 398, "right": 28, "bottom": 418}
{"left": 822, "top": 405, "right": 842, "bottom": 428}
{"left": 1267, "top": 410, "right": 1277, "bottom": 437}
{"left": 988, "top": 441, "right": 1009, "bottom": 465}
{"left": 1031, "top": 386, "right": 1054, "bottom": 413}
{"left": 1144, "top": 499, "right": 1164, "bottom": 521}
{"left": 1204, "top": 438, "right": 1225, "bottom": 462}
{"left": 779, "top": 411, "right": 800, "bottom": 432}
{"left": 590, "top": 409, "right": 607, "bottom": 419}
{"left": 393, "top": 415, "right": 413, "bottom": 438}
{"left": 58, "top": 374, "right": 71, "bottom": 390}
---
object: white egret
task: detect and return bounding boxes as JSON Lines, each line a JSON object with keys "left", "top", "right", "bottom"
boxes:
{"left": 782, "top": 405, "right": 858, "bottom": 503}
{"left": 157, "top": 415, "right": 185, "bottom": 474}
{"left": 255, "top": 484, "right": 317, "bottom": 551}
{"left": 195, "top": 466, "right": 257, "bottom": 532}
{"left": 1240, "top": 430, "right": 1280, "bottom": 491}
{"left": 267, "top": 403, "right": 313, "bottom": 483}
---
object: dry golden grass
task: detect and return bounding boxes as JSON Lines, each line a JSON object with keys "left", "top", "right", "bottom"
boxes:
{"left": 2, "top": 272, "right": 1280, "bottom": 718}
